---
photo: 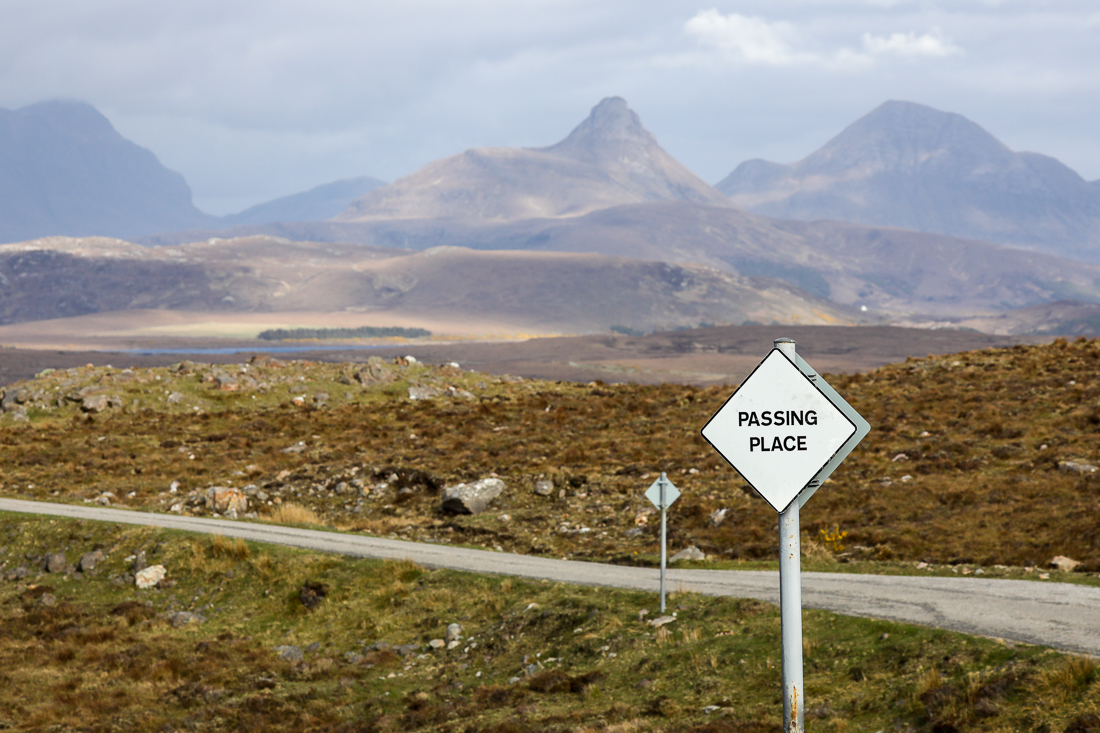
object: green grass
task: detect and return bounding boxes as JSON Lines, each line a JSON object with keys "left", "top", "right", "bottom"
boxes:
{"left": 1, "top": 513, "right": 1097, "bottom": 733}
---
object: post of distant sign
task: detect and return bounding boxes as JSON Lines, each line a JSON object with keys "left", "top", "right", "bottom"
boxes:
{"left": 700, "top": 338, "right": 869, "bottom": 733}
{"left": 644, "top": 472, "right": 680, "bottom": 613}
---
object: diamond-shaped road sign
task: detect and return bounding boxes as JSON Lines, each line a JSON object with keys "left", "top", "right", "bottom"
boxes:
{"left": 645, "top": 475, "right": 680, "bottom": 510}
{"left": 701, "top": 347, "right": 869, "bottom": 513}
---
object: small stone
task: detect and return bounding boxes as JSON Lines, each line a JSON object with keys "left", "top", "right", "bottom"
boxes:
{"left": 534, "top": 479, "right": 554, "bottom": 496}
{"left": 79, "top": 550, "right": 103, "bottom": 573}
{"left": 204, "top": 487, "right": 248, "bottom": 514}
{"left": 344, "top": 651, "right": 363, "bottom": 664}
{"left": 1059, "top": 461, "right": 1098, "bottom": 474}
{"left": 709, "top": 508, "right": 728, "bottom": 527}
{"left": 42, "top": 552, "right": 67, "bottom": 573}
{"left": 670, "top": 546, "right": 705, "bottom": 562}
{"left": 1050, "top": 555, "right": 1081, "bottom": 572}
{"left": 81, "top": 394, "right": 111, "bottom": 413}
{"left": 408, "top": 386, "right": 440, "bottom": 400}
{"left": 135, "top": 565, "right": 166, "bottom": 589}
{"left": 132, "top": 551, "right": 147, "bottom": 573}
{"left": 441, "top": 478, "right": 505, "bottom": 515}
{"left": 428, "top": 639, "right": 446, "bottom": 650}
{"left": 445, "top": 623, "right": 462, "bottom": 644}
{"left": 648, "top": 615, "right": 676, "bottom": 627}
{"left": 38, "top": 593, "right": 57, "bottom": 607}
{"left": 275, "top": 645, "right": 304, "bottom": 663}
{"left": 891, "top": 453, "right": 909, "bottom": 462}
{"left": 168, "top": 611, "right": 203, "bottom": 627}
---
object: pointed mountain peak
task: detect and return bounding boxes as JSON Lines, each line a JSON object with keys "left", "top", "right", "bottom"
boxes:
{"left": 539, "top": 96, "right": 658, "bottom": 164}
{"left": 339, "top": 96, "right": 730, "bottom": 223}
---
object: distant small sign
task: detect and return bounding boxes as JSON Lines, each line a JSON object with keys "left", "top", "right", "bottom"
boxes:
{"left": 645, "top": 475, "right": 680, "bottom": 510}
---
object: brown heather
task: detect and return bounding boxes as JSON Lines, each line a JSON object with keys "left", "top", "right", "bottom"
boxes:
{"left": 0, "top": 340, "right": 1098, "bottom": 570}
{"left": 0, "top": 340, "right": 1098, "bottom": 731}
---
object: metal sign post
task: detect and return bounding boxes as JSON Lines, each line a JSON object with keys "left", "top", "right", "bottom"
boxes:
{"left": 701, "top": 338, "right": 869, "bottom": 733}
{"left": 644, "top": 472, "right": 680, "bottom": 613}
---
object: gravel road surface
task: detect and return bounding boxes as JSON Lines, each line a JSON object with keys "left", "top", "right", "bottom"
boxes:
{"left": 3, "top": 498, "right": 1096, "bottom": 656}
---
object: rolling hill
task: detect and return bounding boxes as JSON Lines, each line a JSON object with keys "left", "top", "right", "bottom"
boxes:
{"left": 0, "top": 236, "right": 857, "bottom": 333}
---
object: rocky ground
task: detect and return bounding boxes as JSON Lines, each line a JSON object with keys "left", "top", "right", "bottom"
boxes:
{"left": 0, "top": 339, "right": 1097, "bottom": 576}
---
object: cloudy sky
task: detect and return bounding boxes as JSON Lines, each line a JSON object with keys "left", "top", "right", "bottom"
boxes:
{"left": 2, "top": 1, "right": 1098, "bottom": 215}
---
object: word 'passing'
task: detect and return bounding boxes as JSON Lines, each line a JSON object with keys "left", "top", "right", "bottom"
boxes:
{"left": 737, "top": 410, "right": 818, "bottom": 427}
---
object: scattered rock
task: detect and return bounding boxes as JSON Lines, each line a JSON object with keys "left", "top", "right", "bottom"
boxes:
{"left": 355, "top": 359, "right": 396, "bottom": 385}
{"left": 79, "top": 550, "right": 103, "bottom": 573}
{"left": 1059, "top": 461, "right": 1098, "bottom": 475}
{"left": 441, "top": 478, "right": 506, "bottom": 515}
{"left": 38, "top": 593, "right": 57, "bottom": 607}
{"left": 168, "top": 611, "right": 204, "bottom": 628}
{"left": 445, "top": 623, "right": 462, "bottom": 644}
{"left": 275, "top": 645, "right": 304, "bottom": 663}
{"left": 343, "top": 651, "right": 363, "bottom": 665}
{"left": 1050, "top": 555, "right": 1081, "bottom": 572}
{"left": 41, "top": 552, "right": 67, "bottom": 573}
{"left": 300, "top": 580, "right": 328, "bottom": 609}
{"left": 670, "top": 546, "right": 705, "bottom": 562}
{"left": 648, "top": 615, "right": 676, "bottom": 627}
{"left": 891, "top": 453, "right": 909, "bottom": 462}
{"left": 167, "top": 392, "right": 185, "bottom": 404}
{"left": 131, "top": 550, "right": 147, "bottom": 573}
{"left": 709, "top": 508, "right": 728, "bottom": 527}
{"left": 5, "top": 565, "right": 29, "bottom": 581}
{"left": 408, "top": 385, "right": 441, "bottom": 400}
{"left": 204, "top": 486, "right": 248, "bottom": 515}
{"left": 81, "top": 394, "right": 111, "bottom": 413}
{"left": 135, "top": 565, "right": 166, "bottom": 589}
{"left": 534, "top": 479, "right": 554, "bottom": 496}
{"left": 428, "top": 639, "right": 446, "bottom": 650}
{"left": 95, "top": 492, "right": 116, "bottom": 506}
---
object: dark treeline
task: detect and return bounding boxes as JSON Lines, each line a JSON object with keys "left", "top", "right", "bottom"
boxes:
{"left": 257, "top": 326, "right": 432, "bottom": 341}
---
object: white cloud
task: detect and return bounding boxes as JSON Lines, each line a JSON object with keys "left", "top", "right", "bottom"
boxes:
{"left": 684, "top": 9, "right": 818, "bottom": 65}
{"left": 861, "top": 29, "right": 961, "bottom": 57}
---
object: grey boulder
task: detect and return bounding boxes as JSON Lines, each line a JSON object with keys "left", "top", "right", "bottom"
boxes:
{"left": 441, "top": 478, "right": 505, "bottom": 515}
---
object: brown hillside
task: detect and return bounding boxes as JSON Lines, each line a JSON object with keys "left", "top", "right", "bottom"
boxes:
{"left": 0, "top": 236, "right": 857, "bottom": 332}
{"left": 0, "top": 337, "right": 1097, "bottom": 571}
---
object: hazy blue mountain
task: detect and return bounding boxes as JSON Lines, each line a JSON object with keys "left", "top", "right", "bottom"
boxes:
{"left": 716, "top": 100, "right": 1100, "bottom": 263}
{"left": 220, "top": 176, "right": 385, "bottom": 226}
{"left": 0, "top": 100, "right": 215, "bottom": 243}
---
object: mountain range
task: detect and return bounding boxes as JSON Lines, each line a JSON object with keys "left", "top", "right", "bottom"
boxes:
{"left": 0, "top": 101, "right": 385, "bottom": 242}
{"left": 716, "top": 100, "right": 1100, "bottom": 263}
{"left": 4, "top": 97, "right": 1100, "bottom": 337}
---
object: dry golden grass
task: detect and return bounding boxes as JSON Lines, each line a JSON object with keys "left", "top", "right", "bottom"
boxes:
{"left": 210, "top": 535, "right": 250, "bottom": 560}
{"left": 264, "top": 503, "right": 321, "bottom": 526}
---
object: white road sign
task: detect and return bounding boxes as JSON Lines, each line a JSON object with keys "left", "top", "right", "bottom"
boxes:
{"left": 645, "top": 475, "right": 680, "bottom": 509}
{"left": 701, "top": 347, "right": 869, "bottom": 513}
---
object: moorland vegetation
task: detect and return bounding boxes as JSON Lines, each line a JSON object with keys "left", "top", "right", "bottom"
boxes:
{"left": 0, "top": 339, "right": 1099, "bottom": 731}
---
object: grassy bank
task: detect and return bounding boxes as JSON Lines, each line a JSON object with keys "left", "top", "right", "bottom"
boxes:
{"left": 2, "top": 514, "right": 1098, "bottom": 732}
